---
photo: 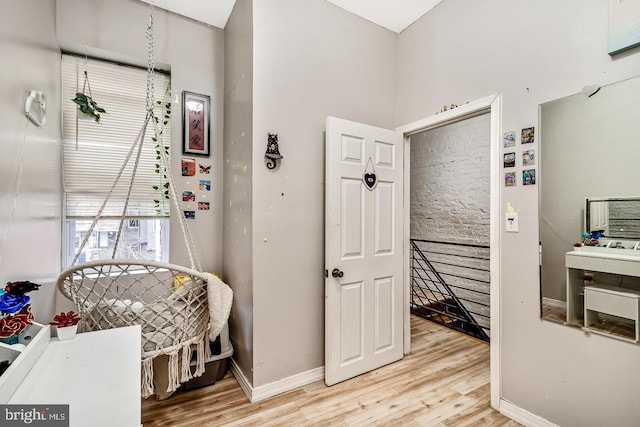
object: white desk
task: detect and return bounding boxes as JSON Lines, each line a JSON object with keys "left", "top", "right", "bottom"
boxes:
{"left": 566, "top": 248, "right": 640, "bottom": 342}
{"left": 9, "top": 326, "right": 141, "bottom": 427}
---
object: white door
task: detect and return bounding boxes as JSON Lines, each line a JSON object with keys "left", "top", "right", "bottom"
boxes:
{"left": 325, "top": 116, "right": 404, "bottom": 386}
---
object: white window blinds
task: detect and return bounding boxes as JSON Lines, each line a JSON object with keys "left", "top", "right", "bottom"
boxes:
{"left": 62, "top": 55, "right": 171, "bottom": 218}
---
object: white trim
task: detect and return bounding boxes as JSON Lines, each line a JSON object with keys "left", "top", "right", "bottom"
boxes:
{"left": 230, "top": 358, "right": 325, "bottom": 403}
{"left": 489, "top": 94, "right": 502, "bottom": 410}
{"left": 542, "top": 297, "right": 565, "bottom": 309}
{"left": 230, "top": 358, "right": 253, "bottom": 401}
{"left": 500, "top": 398, "right": 559, "bottom": 427}
{"left": 403, "top": 135, "right": 411, "bottom": 355}
{"left": 396, "top": 93, "right": 502, "bottom": 410}
{"left": 397, "top": 94, "right": 498, "bottom": 135}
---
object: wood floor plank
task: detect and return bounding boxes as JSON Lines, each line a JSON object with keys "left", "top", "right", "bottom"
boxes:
{"left": 141, "top": 315, "right": 520, "bottom": 426}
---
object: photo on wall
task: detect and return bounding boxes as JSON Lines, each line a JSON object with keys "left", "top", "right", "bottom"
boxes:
{"left": 505, "top": 172, "right": 516, "bottom": 187}
{"left": 522, "top": 150, "right": 535, "bottom": 166}
{"left": 503, "top": 131, "right": 515, "bottom": 148}
{"left": 521, "top": 127, "right": 535, "bottom": 144}
{"left": 182, "top": 190, "right": 195, "bottom": 202}
{"left": 181, "top": 158, "right": 196, "bottom": 177}
{"left": 523, "top": 169, "right": 536, "bottom": 185}
{"left": 503, "top": 152, "right": 516, "bottom": 168}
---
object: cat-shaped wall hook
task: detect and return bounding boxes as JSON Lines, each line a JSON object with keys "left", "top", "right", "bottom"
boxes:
{"left": 264, "top": 133, "right": 283, "bottom": 170}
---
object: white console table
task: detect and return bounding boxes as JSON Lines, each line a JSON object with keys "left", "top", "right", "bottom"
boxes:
{"left": 9, "top": 325, "right": 141, "bottom": 427}
{"left": 566, "top": 248, "right": 640, "bottom": 342}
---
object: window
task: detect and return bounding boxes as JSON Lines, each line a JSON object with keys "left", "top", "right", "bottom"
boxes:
{"left": 62, "top": 55, "right": 171, "bottom": 266}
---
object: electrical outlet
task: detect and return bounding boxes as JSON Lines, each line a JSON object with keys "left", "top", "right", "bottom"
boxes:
{"left": 505, "top": 212, "right": 519, "bottom": 232}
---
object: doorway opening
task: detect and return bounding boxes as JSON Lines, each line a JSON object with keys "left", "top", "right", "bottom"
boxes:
{"left": 398, "top": 94, "right": 502, "bottom": 409}
{"left": 409, "top": 113, "right": 491, "bottom": 342}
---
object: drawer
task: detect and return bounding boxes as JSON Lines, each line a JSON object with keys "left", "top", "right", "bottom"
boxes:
{"left": 585, "top": 287, "right": 640, "bottom": 320}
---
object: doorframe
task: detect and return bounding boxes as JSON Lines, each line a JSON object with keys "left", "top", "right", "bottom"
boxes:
{"left": 396, "top": 93, "right": 502, "bottom": 409}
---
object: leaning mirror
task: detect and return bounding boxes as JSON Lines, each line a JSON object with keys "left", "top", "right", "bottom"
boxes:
{"left": 539, "top": 75, "right": 640, "bottom": 342}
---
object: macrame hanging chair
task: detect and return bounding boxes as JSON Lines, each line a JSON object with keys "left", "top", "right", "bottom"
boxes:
{"left": 56, "top": 3, "right": 232, "bottom": 399}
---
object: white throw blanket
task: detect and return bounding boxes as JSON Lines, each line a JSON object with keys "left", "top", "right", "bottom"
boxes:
{"left": 206, "top": 273, "right": 233, "bottom": 340}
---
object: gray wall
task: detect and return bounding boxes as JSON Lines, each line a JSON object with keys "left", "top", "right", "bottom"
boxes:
{"left": 250, "top": 0, "right": 397, "bottom": 387}
{"left": 0, "top": 0, "right": 62, "bottom": 323}
{"left": 56, "top": 0, "right": 225, "bottom": 274}
{"left": 398, "top": 0, "right": 640, "bottom": 425}
{"left": 410, "top": 113, "right": 490, "bottom": 244}
{"left": 223, "top": 0, "right": 255, "bottom": 385}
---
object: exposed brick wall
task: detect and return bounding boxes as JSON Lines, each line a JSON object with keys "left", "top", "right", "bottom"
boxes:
{"left": 410, "top": 113, "right": 491, "bottom": 245}
{"left": 410, "top": 114, "right": 491, "bottom": 331}
{"left": 608, "top": 200, "right": 640, "bottom": 239}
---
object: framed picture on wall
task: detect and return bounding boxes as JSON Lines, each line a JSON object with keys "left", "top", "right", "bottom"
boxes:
{"left": 182, "top": 91, "right": 210, "bottom": 156}
{"left": 608, "top": 0, "right": 640, "bottom": 55}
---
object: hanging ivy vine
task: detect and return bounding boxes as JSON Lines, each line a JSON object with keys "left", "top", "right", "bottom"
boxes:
{"left": 152, "top": 84, "right": 172, "bottom": 216}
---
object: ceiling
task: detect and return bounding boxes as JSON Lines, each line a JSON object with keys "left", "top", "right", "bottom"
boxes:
{"left": 139, "top": 0, "right": 443, "bottom": 33}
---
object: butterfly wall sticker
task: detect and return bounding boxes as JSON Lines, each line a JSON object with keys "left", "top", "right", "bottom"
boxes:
{"left": 199, "top": 164, "right": 211, "bottom": 174}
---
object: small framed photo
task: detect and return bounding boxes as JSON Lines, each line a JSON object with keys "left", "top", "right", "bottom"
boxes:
{"left": 505, "top": 172, "right": 516, "bottom": 187}
{"left": 182, "top": 91, "right": 210, "bottom": 156}
{"left": 503, "top": 152, "right": 516, "bottom": 168}
{"left": 521, "top": 127, "right": 535, "bottom": 144}
{"left": 503, "top": 131, "right": 515, "bottom": 148}
{"left": 523, "top": 169, "right": 536, "bottom": 185}
{"left": 182, "top": 190, "right": 195, "bottom": 202}
{"left": 522, "top": 150, "right": 535, "bottom": 166}
{"left": 181, "top": 158, "right": 196, "bottom": 176}
{"left": 199, "top": 180, "right": 211, "bottom": 191}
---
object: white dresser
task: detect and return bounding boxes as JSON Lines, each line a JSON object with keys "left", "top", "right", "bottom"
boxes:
{"left": 8, "top": 325, "right": 141, "bottom": 427}
{"left": 566, "top": 247, "right": 640, "bottom": 343}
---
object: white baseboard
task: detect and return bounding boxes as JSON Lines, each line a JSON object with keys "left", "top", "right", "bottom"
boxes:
{"left": 229, "top": 358, "right": 253, "bottom": 402}
{"left": 500, "top": 398, "right": 558, "bottom": 427}
{"left": 230, "top": 358, "right": 325, "bottom": 403}
{"left": 542, "top": 297, "right": 565, "bottom": 309}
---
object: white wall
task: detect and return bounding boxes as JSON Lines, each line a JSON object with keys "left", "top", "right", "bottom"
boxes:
{"left": 223, "top": 0, "right": 255, "bottom": 384}
{"left": 56, "top": 0, "right": 224, "bottom": 274}
{"left": 397, "top": 1, "right": 640, "bottom": 425}
{"left": 250, "top": 0, "right": 397, "bottom": 387}
{"left": 0, "top": 0, "right": 62, "bottom": 323}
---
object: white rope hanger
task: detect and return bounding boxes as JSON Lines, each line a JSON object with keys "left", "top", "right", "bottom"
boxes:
{"left": 57, "top": 1, "right": 232, "bottom": 400}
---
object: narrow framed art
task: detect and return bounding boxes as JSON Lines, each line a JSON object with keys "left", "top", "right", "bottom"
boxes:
{"left": 182, "top": 91, "right": 210, "bottom": 156}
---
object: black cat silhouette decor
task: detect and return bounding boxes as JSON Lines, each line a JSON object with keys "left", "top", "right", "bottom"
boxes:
{"left": 264, "top": 133, "right": 283, "bottom": 169}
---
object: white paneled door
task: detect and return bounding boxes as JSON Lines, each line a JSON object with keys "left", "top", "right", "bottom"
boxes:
{"left": 325, "top": 117, "right": 404, "bottom": 386}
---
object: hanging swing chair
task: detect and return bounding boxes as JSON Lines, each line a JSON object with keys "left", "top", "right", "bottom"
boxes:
{"left": 56, "top": 3, "right": 232, "bottom": 400}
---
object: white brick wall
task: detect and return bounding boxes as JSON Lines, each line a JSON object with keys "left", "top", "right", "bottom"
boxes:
{"left": 410, "top": 113, "right": 491, "bottom": 244}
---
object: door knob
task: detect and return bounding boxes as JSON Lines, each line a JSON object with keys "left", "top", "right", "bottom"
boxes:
{"left": 331, "top": 268, "right": 344, "bottom": 278}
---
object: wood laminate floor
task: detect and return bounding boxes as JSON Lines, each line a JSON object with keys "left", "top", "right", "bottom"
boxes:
{"left": 142, "top": 315, "right": 520, "bottom": 426}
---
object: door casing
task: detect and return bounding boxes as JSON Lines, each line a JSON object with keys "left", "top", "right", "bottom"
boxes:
{"left": 396, "top": 93, "right": 502, "bottom": 409}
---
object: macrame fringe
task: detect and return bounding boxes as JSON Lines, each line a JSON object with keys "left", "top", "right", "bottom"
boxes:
{"left": 181, "top": 344, "right": 193, "bottom": 383}
{"left": 141, "top": 357, "right": 155, "bottom": 398}
{"left": 194, "top": 337, "right": 207, "bottom": 378}
{"left": 204, "top": 330, "right": 212, "bottom": 361}
{"left": 167, "top": 351, "right": 180, "bottom": 393}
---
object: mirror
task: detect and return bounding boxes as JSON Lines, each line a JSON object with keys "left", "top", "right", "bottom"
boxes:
{"left": 586, "top": 198, "right": 640, "bottom": 241}
{"left": 539, "top": 75, "right": 640, "bottom": 325}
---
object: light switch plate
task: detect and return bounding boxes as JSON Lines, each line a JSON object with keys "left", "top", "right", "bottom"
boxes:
{"left": 506, "top": 212, "right": 519, "bottom": 232}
